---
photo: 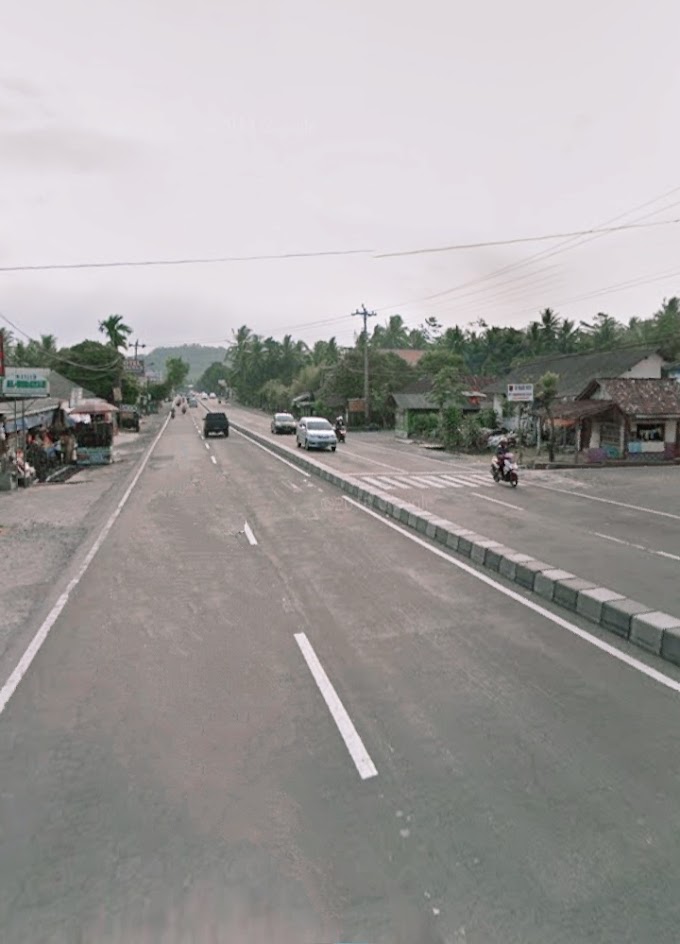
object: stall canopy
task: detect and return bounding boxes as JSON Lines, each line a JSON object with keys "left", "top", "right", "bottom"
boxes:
{"left": 69, "top": 399, "right": 118, "bottom": 414}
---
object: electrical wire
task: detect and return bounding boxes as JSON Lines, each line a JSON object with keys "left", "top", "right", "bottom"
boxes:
{"left": 0, "top": 313, "right": 124, "bottom": 373}
{"left": 376, "top": 184, "right": 680, "bottom": 313}
{"left": 0, "top": 216, "right": 678, "bottom": 275}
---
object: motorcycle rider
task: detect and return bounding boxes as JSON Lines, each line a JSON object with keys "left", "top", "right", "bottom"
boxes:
{"left": 495, "top": 437, "right": 510, "bottom": 476}
{"left": 335, "top": 415, "right": 346, "bottom": 441}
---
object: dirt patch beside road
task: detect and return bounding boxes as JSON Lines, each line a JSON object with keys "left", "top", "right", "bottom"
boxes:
{"left": 0, "top": 416, "right": 165, "bottom": 663}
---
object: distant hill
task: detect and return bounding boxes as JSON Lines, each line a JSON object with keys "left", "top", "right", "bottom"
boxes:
{"left": 145, "top": 344, "right": 229, "bottom": 381}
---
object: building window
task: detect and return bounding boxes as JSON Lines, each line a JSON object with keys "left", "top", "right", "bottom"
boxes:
{"left": 632, "top": 422, "right": 664, "bottom": 442}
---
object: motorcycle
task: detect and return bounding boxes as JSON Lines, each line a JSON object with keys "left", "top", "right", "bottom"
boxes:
{"left": 181, "top": 405, "right": 187, "bottom": 414}
{"left": 491, "top": 452, "right": 519, "bottom": 487}
{"left": 170, "top": 408, "right": 176, "bottom": 419}
{"left": 335, "top": 425, "right": 346, "bottom": 444}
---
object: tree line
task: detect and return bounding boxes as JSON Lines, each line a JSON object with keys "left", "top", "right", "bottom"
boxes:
{"left": 1, "top": 315, "right": 191, "bottom": 405}
{"left": 3, "top": 296, "right": 678, "bottom": 424}
{"left": 198, "top": 297, "right": 680, "bottom": 425}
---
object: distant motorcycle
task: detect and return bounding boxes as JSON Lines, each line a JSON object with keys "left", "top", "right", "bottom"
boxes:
{"left": 181, "top": 405, "right": 186, "bottom": 414}
{"left": 170, "top": 408, "right": 176, "bottom": 419}
{"left": 491, "top": 452, "right": 518, "bottom": 487}
{"left": 335, "top": 425, "right": 346, "bottom": 443}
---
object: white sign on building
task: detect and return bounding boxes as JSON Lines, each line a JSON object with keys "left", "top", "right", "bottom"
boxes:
{"left": 507, "top": 383, "right": 534, "bottom": 403}
{"left": 2, "top": 367, "right": 50, "bottom": 398}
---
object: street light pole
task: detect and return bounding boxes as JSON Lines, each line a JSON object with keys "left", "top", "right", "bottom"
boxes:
{"left": 351, "top": 304, "right": 377, "bottom": 424}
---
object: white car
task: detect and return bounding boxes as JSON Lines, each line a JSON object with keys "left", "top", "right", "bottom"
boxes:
{"left": 209, "top": 392, "right": 217, "bottom": 400}
{"left": 201, "top": 392, "right": 208, "bottom": 400}
{"left": 296, "top": 416, "right": 337, "bottom": 452}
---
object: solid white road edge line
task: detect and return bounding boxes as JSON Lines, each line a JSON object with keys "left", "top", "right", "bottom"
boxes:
{"left": 531, "top": 481, "right": 680, "bottom": 522}
{"left": 342, "top": 496, "right": 680, "bottom": 696}
{"left": 294, "top": 632, "right": 378, "bottom": 780}
{"left": 0, "top": 415, "right": 172, "bottom": 717}
{"left": 243, "top": 521, "right": 258, "bottom": 545}
{"left": 231, "top": 427, "right": 311, "bottom": 477}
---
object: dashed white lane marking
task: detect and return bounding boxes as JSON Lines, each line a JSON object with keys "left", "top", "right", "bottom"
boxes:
{"left": 342, "top": 496, "right": 680, "bottom": 696}
{"left": 591, "top": 531, "right": 680, "bottom": 562}
{"left": 0, "top": 415, "right": 172, "bottom": 716}
{"left": 294, "top": 632, "right": 378, "bottom": 780}
{"left": 243, "top": 521, "right": 258, "bottom": 546}
{"left": 205, "top": 442, "right": 210, "bottom": 450}
{"left": 210, "top": 455, "right": 217, "bottom": 465}
{"left": 471, "top": 492, "right": 522, "bottom": 511}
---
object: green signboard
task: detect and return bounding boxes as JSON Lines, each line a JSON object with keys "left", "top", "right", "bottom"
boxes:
{"left": 2, "top": 368, "right": 50, "bottom": 398}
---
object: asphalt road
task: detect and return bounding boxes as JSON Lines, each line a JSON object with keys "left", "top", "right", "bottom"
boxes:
{"left": 2, "top": 406, "right": 680, "bottom": 942}
{"left": 227, "top": 404, "right": 680, "bottom": 617}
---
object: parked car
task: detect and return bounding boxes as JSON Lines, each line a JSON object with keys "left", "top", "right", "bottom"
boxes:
{"left": 203, "top": 411, "right": 230, "bottom": 438}
{"left": 271, "top": 412, "right": 297, "bottom": 435}
{"left": 296, "top": 416, "right": 337, "bottom": 451}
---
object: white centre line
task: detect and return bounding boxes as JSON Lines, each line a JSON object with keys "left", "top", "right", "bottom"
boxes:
{"left": 205, "top": 442, "right": 210, "bottom": 450}
{"left": 210, "top": 455, "right": 217, "bottom": 465}
{"left": 243, "top": 521, "right": 258, "bottom": 545}
{"left": 471, "top": 492, "right": 522, "bottom": 510}
{"left": 294, "top": 632, "right": 378, "bottom": 780}
{"left": 342, "top": 496, "right": 680, "bottom": 696}
{"left": 0, "top": 415, "right": 172, "bottom": 716}
{"left": 591, "top": 531, "right": 680, "bottom": 562}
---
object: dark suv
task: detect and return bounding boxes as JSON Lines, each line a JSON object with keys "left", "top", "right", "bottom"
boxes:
{"left": 203, "top": 411, "right": 229, "bottom": 438}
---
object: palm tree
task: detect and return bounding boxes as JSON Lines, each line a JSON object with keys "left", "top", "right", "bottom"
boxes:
{"left": 39, "top": 334, "right": 58, "bottom": 354}
{"left": 383, "top": 314, "right": 411, "bottom": 348}
{"left": 98, "top": 314, "right": 132, "bottom": 350}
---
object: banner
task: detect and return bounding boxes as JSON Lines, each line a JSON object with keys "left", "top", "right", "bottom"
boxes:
{"left": 2, "top": 367, "right": 50, "bottom": 398}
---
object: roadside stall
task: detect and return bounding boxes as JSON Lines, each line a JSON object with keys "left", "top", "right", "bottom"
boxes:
{"left": 67, "top": 398, "right": 119, "bottom": 465}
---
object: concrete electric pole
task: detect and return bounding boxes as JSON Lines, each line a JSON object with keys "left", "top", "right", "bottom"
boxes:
{"left": 351, "top": 304, "right": 377, "bottom": 423}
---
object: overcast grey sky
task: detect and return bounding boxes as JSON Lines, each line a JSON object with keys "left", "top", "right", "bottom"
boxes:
{"left": 1, "top": 0, "right": 679, "bottom": 351}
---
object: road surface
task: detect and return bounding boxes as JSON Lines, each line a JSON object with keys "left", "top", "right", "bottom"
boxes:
{"left": 2, "top": 406, "right": 680, "bottom": 942}
{"left": 226, "top": 404, "right": 680, "bottom": 618}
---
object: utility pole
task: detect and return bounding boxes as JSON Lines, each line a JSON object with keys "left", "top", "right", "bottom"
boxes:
{"left": 132, "top": 339, "right": 146, "bottom": 361}
{"left": 351, "top": 304, "right": 377, "bottom": 424}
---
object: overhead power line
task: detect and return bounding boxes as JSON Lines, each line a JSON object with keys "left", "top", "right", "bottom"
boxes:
{"left": 376, "top": 183, "right": 680, "bottom": 313}
{"left": 0, "top": 312, "right": 125, "bottom": 373}
{"left": 0, "top": 217, "right": 678, "bottom": 275}
{"left": 372, "top": 218, "right": 680, "bottom": 259}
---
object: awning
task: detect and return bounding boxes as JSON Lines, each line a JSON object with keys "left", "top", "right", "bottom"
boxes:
{"left": 1, "top": 408, "right": 58, "bottom": 433}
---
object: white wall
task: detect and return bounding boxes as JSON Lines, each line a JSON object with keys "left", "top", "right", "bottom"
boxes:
{"left": 621, "top": 354, "right": 665, "bottom": 379}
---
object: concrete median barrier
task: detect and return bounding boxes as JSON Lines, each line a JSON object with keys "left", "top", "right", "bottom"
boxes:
{"left": 227, "top": 416, "right": 680, "bottom": 669}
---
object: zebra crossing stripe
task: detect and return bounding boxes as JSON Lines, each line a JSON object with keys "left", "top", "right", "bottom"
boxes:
{"left": 362, "top": 476, "right": 393, "bottom": 490}
{"left": 436, "top": 475, "right": 466, "bottom": 488}
{"left": 374, "top": 476, "right": 410, "bottom": 489}
{"left": 409, "top": 476, "right": 441, "bottom": 488}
